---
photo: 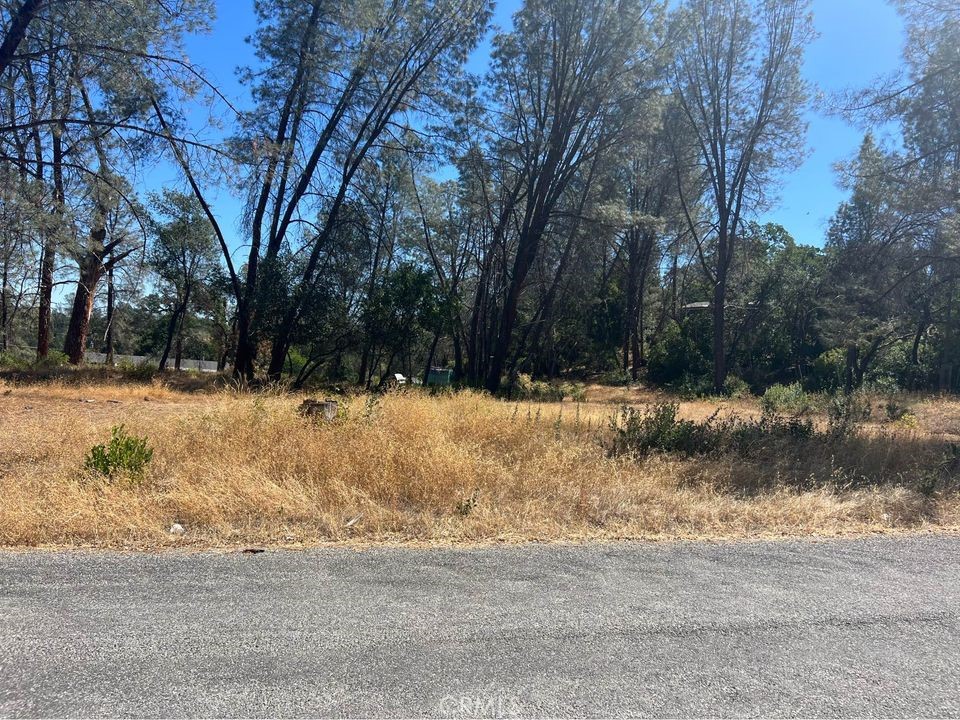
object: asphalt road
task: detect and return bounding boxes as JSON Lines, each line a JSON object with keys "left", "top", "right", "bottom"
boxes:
{"left": 1, "top": 535, "right": 959, "bottom": 718}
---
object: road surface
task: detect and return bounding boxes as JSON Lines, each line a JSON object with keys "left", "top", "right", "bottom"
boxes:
{"left": 1, "top": 535, "right": 959, "bottom": 718}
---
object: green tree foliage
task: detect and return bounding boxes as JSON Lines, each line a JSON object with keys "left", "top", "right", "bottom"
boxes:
{"left": 0, "top": 0, "right": 957, "bottom": 396}
{"left": 670, "top": 0, "right": 814, "bottom": 392}
{"left": 149, "top": 190, "right": 224, "bottom": 371}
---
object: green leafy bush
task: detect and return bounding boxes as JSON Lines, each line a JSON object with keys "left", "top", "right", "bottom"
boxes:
{"left": 0, "top": 350, "right": 31, "bottom": 370}
{"left": 561, "top": 382, "right": 587, "bottom": 402}
{"left": 760, "top": 382, "right": 811, "bottom": 414}
{"left": 84, "top": 425, "right": 154, "bottom": 481}
{"left": 809, "top": 348, "right": 846, "bottom": 392}
{"left": 35, "top": 350, "right": 69, "bottom": 369}
{"left": 610, "top": 403, "right": 717, "bottom": 456}
{"left": 116, "top": 359, "right": 157, "bottom": 382}
{"left": 884, "top": 396, "right": 912, "bottom": 422}
{"left": 827, "top": 391, "right": 872, "bottom": 437}
{"left": 675, "top": 374, "right": 715, "bottom": 400}
{"left": 646, "top": 318, "right": 710, "bottom": 387}
{"left": 598, "top": 369, "right": 633, "bottom": 387}
{"left": 0, "top": 349, "right": 68, "bottom": 371}
{"left": 723, "top": 375, "right": 751, "bottom": 399}
{"left": 609, "top": 403, "right": 814, "bottom": 458}
{"left": 511, "top": 373, "right": 564, "bottom": 402}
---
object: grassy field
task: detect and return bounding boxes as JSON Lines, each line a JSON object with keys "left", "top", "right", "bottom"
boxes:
{"left": 1, "top": 375, "right": 959, "bottom": 548}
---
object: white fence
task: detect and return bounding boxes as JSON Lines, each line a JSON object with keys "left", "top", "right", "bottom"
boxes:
{"left": 83, "top": 351, "right": 220, "bottom": 373}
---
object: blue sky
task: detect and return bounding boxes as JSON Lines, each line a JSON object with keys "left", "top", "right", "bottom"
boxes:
{"left": 172, "top": 0, "right": 908, "bottom": 251}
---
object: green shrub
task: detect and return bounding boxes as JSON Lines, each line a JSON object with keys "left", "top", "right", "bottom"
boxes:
{"left": 647, "top": 319, "right": 711, "bottom": 387}
{"left": 864, "top": 374, "right": 901, "bottom": 395}
{"left": 511, "top": 373, "right": 565, "bottom": 402}
{"left": 610, "top": 403, "right": 707, "bottom": 456}
{"left": 84, "top": 425, "right": 154, "bottom": 481}
{"left": 561, "top": 382, "right": 587, "bottom": 402}
{"left": 894, "top": 412, "right": 919, "bottom": 429}
{"left": 809, "top": 348, "right": 847, "bottom": 392}
{"left": 35, "top": 350, "right": 69, "bottom": 369}
{"left": 0, "top": 348, "right": 68, "bottom": 371}
{"left": 609, "top": 403, "right": 814, "bottom": 458}
{"left": 598, "top": 369, "right": 633, "bottom": 387}
{"left": 116, "top": 359, "right": 157, "bottom": 382}
{"left": 723, "top": 375, "right": 751, "bottom": 399}
{"left": 0, "top": 349, "right": 31, "bottom": 370}
{"left": 827, "top": 391, "right": 872, "bottom": 437}
{"left": 884, "top": 396, "right": 912, "bottom": 422}
{"left": 760, "top": 382, "right": 811, "bottom": 415}
{"left": 675, "top": 374, "right": 715, "bottom": 400}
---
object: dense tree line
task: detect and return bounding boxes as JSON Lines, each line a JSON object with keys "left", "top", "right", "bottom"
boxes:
{"left": 0, "top": 0, "right": 957, "bottom": 394}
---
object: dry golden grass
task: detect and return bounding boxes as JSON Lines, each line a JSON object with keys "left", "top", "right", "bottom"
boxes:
{"left": 1, "top": 377, "right": 958, "bottom": 549}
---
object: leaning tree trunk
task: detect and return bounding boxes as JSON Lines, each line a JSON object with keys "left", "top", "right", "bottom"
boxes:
{"left": 63, "top": 254, "right": 104, "bottom": 365}
{"left": 485, "top": 221, "right": 545, "bottom": 393}
{"left": 158, "top": 304, "right": 182, "bottom": 371}
{"left": 422, "top": 330, "right": 441, "bottom": 385}
{"left": 0, "top": 0, "right": 42, "bottom": 79}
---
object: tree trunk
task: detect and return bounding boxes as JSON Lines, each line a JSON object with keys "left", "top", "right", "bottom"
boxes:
{"left": 37, "top": 46, "right": 70, "bottom": 360}
{"left": 844, "top": 345, "right": 858, "bottom": 395}
{"left": 623, "top": 232, "right": 639, "bottom": 374}
{"left": 63, "top": 255, "right": 103, "bottom": 365}
{"left": 232, "top": 307, "right": 255, "bottom": 382}
{"left": 267, "top": 326, "right": 291, "bottom": 380}
{"left": 357, "top": 343, "right": 372, "bottom": 388}
{"left": 0, "top": 0, "right": 41, "bottom": 79}
{"left": 631, "top": 287, "right": 644, "bottom": 380}
{"left": 104, "top": 264, "right": 115, "bottom": 364}
{"left": 466, "top": 267, "right": 488, "bottom": 385}
{"left": 218, "top": 314, "right": 236, "bottom": 372}
{"left": 423, "top": 331, "right": 440, "bottom": 385}
{"left": 712, "top": 274, "right": 727, "bottom": 394}
{"left": 38, "top": 129, "right": 67, "bottom": 360}
{"left": 0, "top": 251, "right": 8, "bottom": 352}
{"left": 377, "top": 348, "right": 399, "bottom": 389}
{"left": 158, "top": 305, "right": 181, "bottom": 371}
{"left": 485, "top": 276, "right": 523, "bottom": 393}
{"left": 452, "top": 329, "right": 464, "bottom": 381}
{"left": 484, "top": 219, "right": 545, "bottom": 393}
{"left": 36, "top": 242, "right": 54, "bottom": 360}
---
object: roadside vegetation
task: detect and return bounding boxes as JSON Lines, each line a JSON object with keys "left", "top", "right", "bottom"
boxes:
{"left": 1, "top": 376, "right": 957, "bottom": 549}
{"left": 0, "top": 0, "right": 958, "bottom": 549}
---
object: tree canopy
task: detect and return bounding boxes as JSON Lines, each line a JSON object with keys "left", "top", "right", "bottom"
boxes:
{"left": 0, "top": 0, "right": 957, "bottom": 395}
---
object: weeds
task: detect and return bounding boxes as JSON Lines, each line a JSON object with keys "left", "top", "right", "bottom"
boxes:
{"left": 456, "top": 489, "right": 480, "bottom": 516}
{"left": 1, "top": 382, "right": 957, "bottom": 547}
{"left": 884, "top": 396, "right": 912, "bottom": 422}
